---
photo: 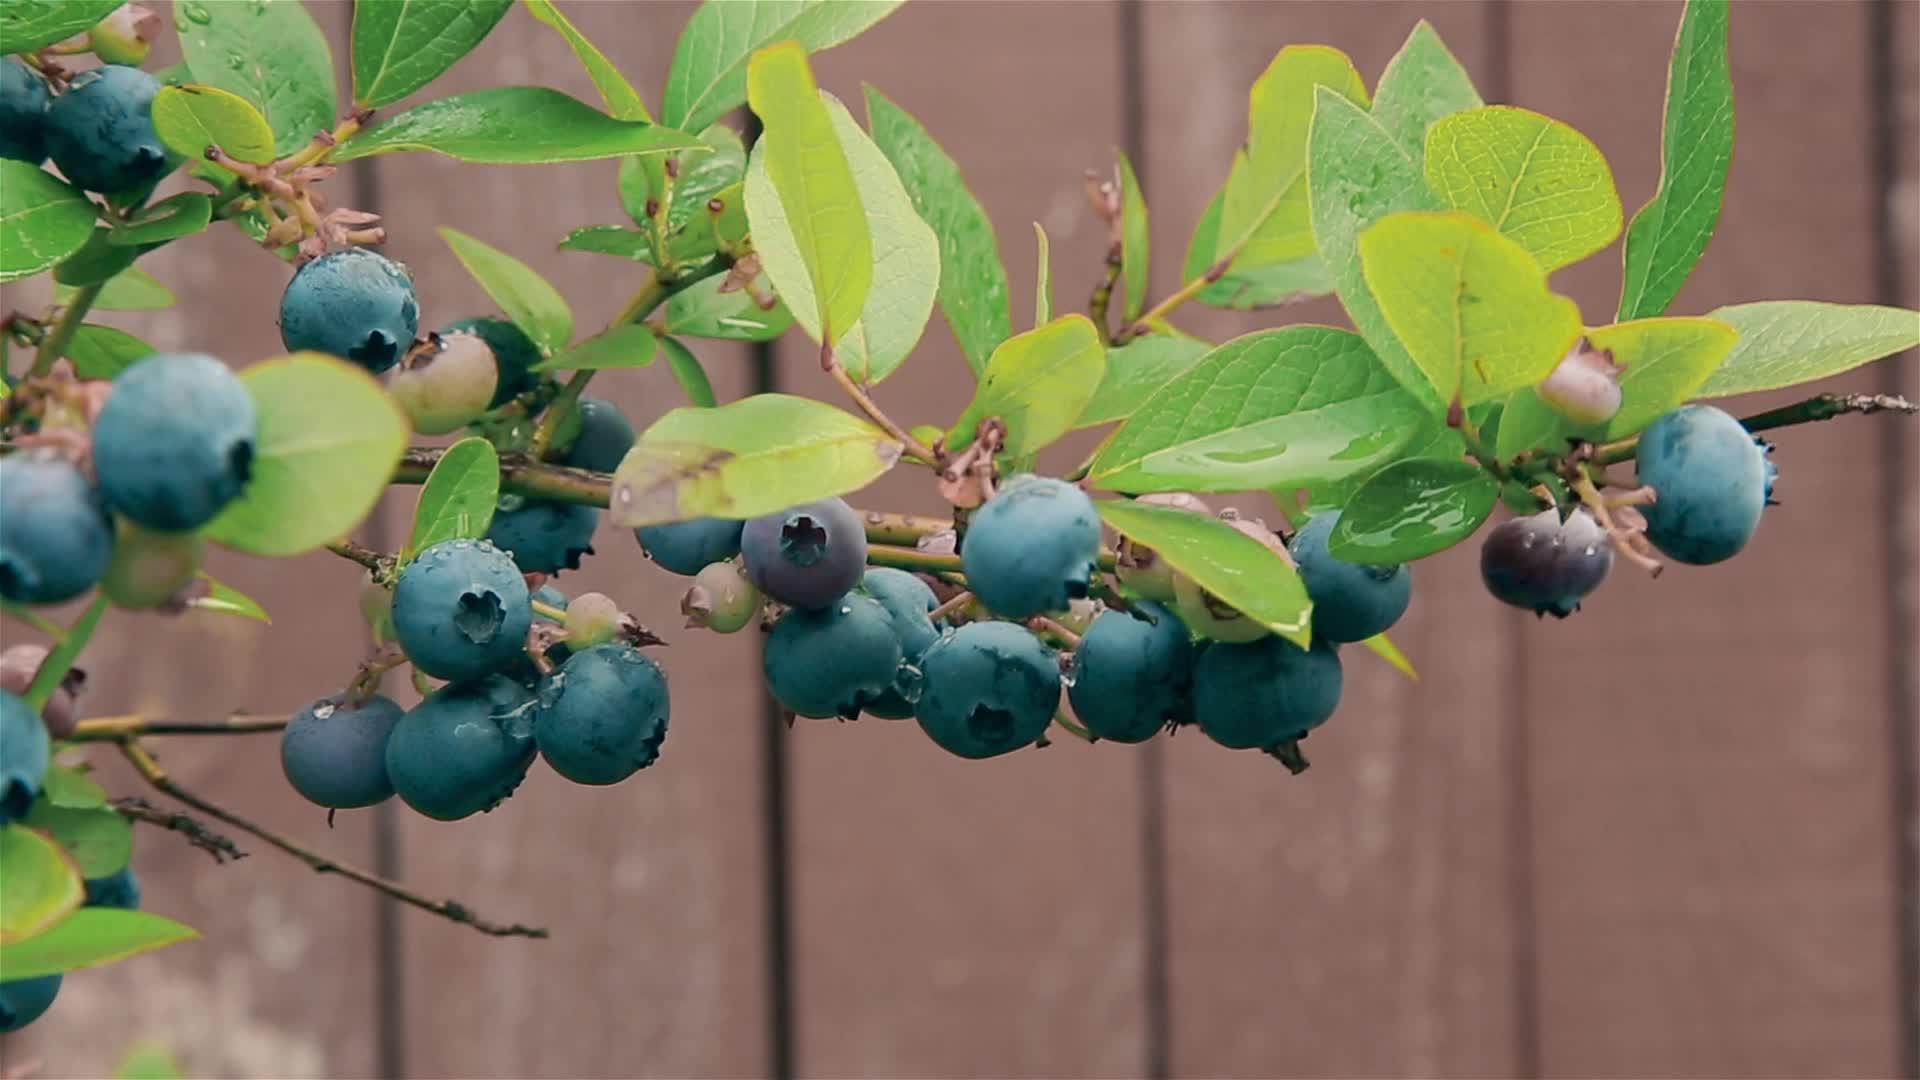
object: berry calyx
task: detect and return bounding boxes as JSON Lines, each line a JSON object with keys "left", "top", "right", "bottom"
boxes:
{"left": 741, "top": 498, "right": 866, "bottom": 610}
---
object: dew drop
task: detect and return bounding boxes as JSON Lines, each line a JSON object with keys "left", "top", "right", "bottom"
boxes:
{"left": 224, "top": 51, "right": 247, "bottom": 71}
{"left": 313, "top": 703, "right": 337, "bottom": 720}
{"left": 183, "top": 2, "right": 212, "bottom": 23}
{"left": 838, "top": 605, "right": 853, "bottom": 616}
{"left": 1058, "top": 652, "right": 1079, "bottom": 688}
{"left": 893, "top": 663, "right": 924, "bottom": 704}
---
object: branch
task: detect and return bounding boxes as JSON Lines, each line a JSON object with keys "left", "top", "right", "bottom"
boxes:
{"left": 31, "top": 281, "right": 102, "bottom": 377}
{"left": 112, "top": 796, "right": 246, "bottom": 863}
{"left": 1117, "top": 250, "right": 1235, "bottom": 343}
{"left": 1594, "top": 391, "right": 1918, "bottom": 466}
{"left": 824, "top": 341, "right": 941, "bottom": 466}
{"left": 324, "top": 538, "right": 385, "bottom": 572}
{"left": 70, "top": 712, "right": 288, "bottom": 742}
{"left": 118, "top": 739, "right": 548, "bottom": 939}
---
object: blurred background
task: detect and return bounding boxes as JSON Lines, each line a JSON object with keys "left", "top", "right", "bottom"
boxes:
{"left": 1, "top": 1, "right": 1917, "bottom": 1077}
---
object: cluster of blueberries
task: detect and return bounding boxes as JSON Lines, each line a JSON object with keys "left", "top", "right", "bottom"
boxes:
{"left": 3, "top": 58, "right": 172, "bottom": 197}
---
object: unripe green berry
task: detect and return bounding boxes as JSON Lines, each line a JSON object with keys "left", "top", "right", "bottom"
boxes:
{"left": 387, "top": 333, "right": 498, "bottom": 435}
{"left": 565, "top": 591, "right": 621, "bottom": 647}
{"left": 101, "top": 519, "right": 202, "bottom": 609}
{"left": 88, "top": 5, "right": 162, "bottom": 65}
{"left": 682, "top": 560, "right": 760, "bottom": 633}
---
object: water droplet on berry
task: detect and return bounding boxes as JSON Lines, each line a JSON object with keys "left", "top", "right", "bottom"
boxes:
{"left": 313, "top": 702, "right": 337, "bottom": 720}
{"left": 893, "top": 663, "right": 924, "bottom": 703}
{"left": 1059, "top": 652, "right": 1080, "bottom": 688}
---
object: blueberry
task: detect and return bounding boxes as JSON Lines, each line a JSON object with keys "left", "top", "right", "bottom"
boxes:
{"left": 281, "top": 248, "right": 420, "bottom": 373}
{"left": 637, "top": 517, "right": 744, "bottom": 576}
{"left": 388, "top": 331, "right": 498, "bottom": 435}
{"left": 1480, "top": 508, "right": 1613, "bottom": 618}
{"left": 1635, "top": 404, "right": 1774, "bottom": 565}
{"left": 92, "top": 352, "right": 255, "bottom": 533}
{"left": 384, "top": 676, "right": 538, "bottom": 820}
{"left": 1114, "top": 492, "right": 1210, "bottom": 603}
{"left": 763, "top": 594, "right": 902, "bottom": 719}
{"left": 280, "top": 695, "right": 405, "bottom": 809}
{"left": 962, "top": 477, "right": 1101, "bottom": 619}
{"left": 1172, "top": 514, "right": 1290, "bottom": 643}
{"left": 0, "top": 645, "right": 80, "bottom": 740}
{"left": 681, "top": 560, "right": 760, "bottom": 633}
{"left": 1, "top": 690, "right": 51, "bottom": 824}
{"left": 1, "top": 59, "right": 51, "bottom": 164}
{"left": 741, "top": 498, "right": 866, "bottom": 610}
{"left": 858, "top": 567, "right": 940, "bottom": 719}
{"left": 83, "top": 866, "right": 141, "bottom": 910}
{"left": 533, "top": 643, "right": 669, "bottom": 785}
{"left": 562, "top": 591, "right": 621, "bottom": 648}
{"left": 1192, "top": 636, "right": 1343, "bottom": 751}
{"left": 101, "top": 520, "right": 204, "bottom": 609}
{"left": 392, "top": 539, "right": 533, "bottom": 683}
{"left": 1288, "top": 510, "right": 1412, "bottom": 644}
{"left": 485, "top": 498, "right": 599, "bottom": 574}
{"left": 43, "top": 65, "right": 171, "bottom": 195}
{"left": 0, "top": 452, "right": 114, "bottom": 605}
{"left": 558, "top": 397, "right": 636, "bottom": 473}
{"left": 441, "top": 317, "right": 541, "bottom": 407}
{"left": 1068, "top": 601, "right": 1196, "bottom": 743}
{"left": 915, "top": 621, "right": 1060, "bottom": 759}
{"left": 0, "top": 975, "right": 61, "bottom": 1033}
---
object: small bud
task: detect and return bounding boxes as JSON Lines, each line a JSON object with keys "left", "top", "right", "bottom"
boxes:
{"left": 565, "top": 591, "right": 622, "bottom": 647}
{"left": 1537, "top": 338, "right": 1625, "bottom": 426}
{"left": 89, "top": 4, "right": 162, "bottom": 65}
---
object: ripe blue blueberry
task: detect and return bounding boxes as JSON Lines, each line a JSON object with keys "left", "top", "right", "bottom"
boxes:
{"left": 281, "top": 248, "right": 420, "bottom": 373}
{"left": 559, "top": 397, "right": 636, "bottom": 473}
{"left": 637, "top": 517, "right": 744, "bottom": 576}
{"left": 84, "top": 866, "right": 141, "bottom": 910}
{"left": 43, "top": 65, "right": 170, "bottom": 194}
{"left": 0, "top": 452, "right": 114, "bottom": 605}
{"left": 485, "top": 498, "right": 599, "bottom": 574}
{"left": 0, "top": 975, "right": 61, "bottom": 1033}
{"left": 1288, "top": 510, "right": 1412, "bottom": 644}
{"left": 387, "top": 332, "right": 498, "bottom": 435}
{"left": 384, "top": 676, "right": 538, "bottom": 820}
{"left": 0, "top": 690, "right": 50, "bottom": 825}
{"left": 763, "top": 594, "right": 903, "bottom": 719}
{"left": 742, "top": 498, "right": 867, "bottom": 610}
{"left": 280, "top": 695, "right": 405, "bottom": 809}
{"left": 533, "top": 643, "right": 670, "bottom": 785}
{"left": 442, "top": 317, "right": 540, "bottom": 407}
{"left": 916, "top": 621, "right": 1061, "bottom": 759}
{"left": 962, "top": 477, "right": 1100, "bottom": 619}
{"left": 93, "top": 352, "right": 256, "bottom": 532}
{"left": 858, "top": 568, "right": 940, "bottom": 719}
{"left": 392, "top": 539, "right": 533, "bottom": 683}
{"left": 1480, "top": 508, "right": 1613, "bottom": 618}
{"left": 1192, "top": 635, "right": 1343, "bottom": 751}
{"left": 1, "top": 59, "right": 51, "bottom": 164}
{"left": 1068, "top": 601, "right": 1196, "bottom": 743}
{"left": 1635, "top": 404, "right": 1775, "bottom": 565}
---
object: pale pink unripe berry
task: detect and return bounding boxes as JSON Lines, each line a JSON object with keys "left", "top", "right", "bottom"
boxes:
{"left": 1171, "top": 512, "right": 1292, "bottom": 644}
{"left": 1115, "top": 492, "right": 1211, "bottom": 603}
{"left": 565, "top": 591, "right": 621, "bottom": 647}
{"left": 682, "top": 560, "right": 760, "bottom": 634}
{"left": 388, "top": 333, "right": 498, "bottom": 435}
{"left": 1536, "top": 338, "right": 1624, "bottom": 426}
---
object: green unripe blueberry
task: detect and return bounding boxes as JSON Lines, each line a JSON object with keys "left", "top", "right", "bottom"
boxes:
{"left": 1114, "top": 492, "right": 1210, "bottom": 603}
{"left": 441, "top": 317, "right": 540, "bottom": 407}
{"left": 1, "top": 59, "right": 51, "bottom": 165}
{"left": 87, "top": 6, "right": 163, "bottom": 66}
{"left": 681, "top": 560, "right": 759, "bottom": 633}
{"left": 384, "top": 676, "right": 537, "bottom": 820}
{"left": 0, "top": 452, "right": 114, "bottom": 606}
{"left": 962, "top": 476, "right": 1101, "bottom": 619}
{"left": 388, "top": 332, "right": 498, "bottom": 435}
{"left": 558, "top": 398, "right": 636, "bottom": 474}
{"left": 741, "top": 498, "right": 866, "bottom": 610}
{"left": 281, "top": 695, "right": 404, "bottom": 809}
{"left": 637, "top": 517, "right": 744, "bottom": 576}
{"left": 281, "top": 248, "right": 420, "bottom": 373}
{"left": 858, "top": 567, "right": 939, "bottom": 719}
{"left": 102, "top": 519, "right": 203, "bottom": 609}
{"left": 564, "top": 591, "right": 620, "bottom": 647}
{"left": 532, "top": 643, "right": 669, "bottom": 785}
{"left": 915, "top": 621, "right": 1061, "bottom": 760}
{"left": 763, "top": 594, "right": 902, "bottom": 719}
{"left": 1288, "top": 510, "right": 1411, "bottom": 644}
{"left": 1068, "top": 601, "right": 1195, "bottom": 743}
{"left": 43, "top": 64, "right": 171, "bottom": 195}
{"left": 1192, "top": 636, "right": 1343, "bottom": 751}
{"left": 485, "top": 497, "right": 599, "bottom": 574}
{"left": 0, "top": 690, "right": 51, "bottom": 825}
{"left": 391, "top": 539, "right": 533, "bottom": 683}
{"left": 93, "top": 352, "right": 256, "bottom": 533}
{"left": 0, "top": 975, "right": 61, "bottom": 1032}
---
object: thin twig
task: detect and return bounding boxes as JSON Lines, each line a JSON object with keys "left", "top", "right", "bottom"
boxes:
{"left": 70, "top": 712, "right": 288, "bottom": 742}
{"left": 1027, "top": 616, "right": 1083, "bottom": 648}
{"left": 824, "top": 341, "right": 940, "bottom": 466}
{"left": 118, "top": 739, "right": 548, "bottom": 939}
{"left": 928, "top": 591, "right": 974, "bottom": 624}
{"left": 324, "top": 539, "right": 385, "bottom": 572}
{"left": 1594, "top": 391, "right": 1918, "bottom": 466}
{"left": 112, "top": 797, "right": 246, "bottom": 863}
{"left": 1117, "top": 251, "right": 1236, "bottom": 343}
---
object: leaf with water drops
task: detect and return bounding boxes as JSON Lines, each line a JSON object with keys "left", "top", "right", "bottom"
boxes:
{"left": 1329, "top": 458, "right": 1499, "bottom": 563}
{"left": 175, "top": 0, "right": 337, "bottom": 157}
{"left": 351, "top": 0, "right": 513, "bottom": 108}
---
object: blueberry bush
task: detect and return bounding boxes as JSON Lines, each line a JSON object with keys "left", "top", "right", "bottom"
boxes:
{"left": 1, "top": 0, "right": 1917, "bottom": 1034}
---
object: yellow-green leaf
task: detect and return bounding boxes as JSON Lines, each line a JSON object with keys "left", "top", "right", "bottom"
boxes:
{"left": 1096, "top": 501, "right": 1312, "bottom": 647}
{"left": 151, "top": 84, "right": 276, "bottom": 166}
{"left": 1218, "top": 46, "right": 1368, "bottom": 272}
{"left": 439, "top": 227, "right": 574, "bottom": 356}
{"left": 1592, "top": 316, "right": 1737, "bottom": 437}
{"left": 948, "top": 315, "right": 1106, "bottom": 458}
{"left": 528, "top": 324, "right": 658, "bottom": 372}
{"left": 189, "top": 572, "right": 271, "bottom": 623}
{"left": 1363, "top": 633, "right": 1418, "bottom": 680}
{"left": 0, "top": 907, "right": 199, "bottom": 979}
{"left": 22, "top": 802, "right": 131, "bottom": 879}
{"left": 0, "top": 825, "right": 84, "bottom": 945}
{"left": 1698, "top": 301, "right": 1920, "bottom": 397}
{"left": 1358, "top": 210, "right": 1582, "bottom": 406}
{"left": 1425, "top": 106, "right": 1622, "bottom": 273}
{"left": 1117, "top": 151, "right": 1150, "bottom": 322}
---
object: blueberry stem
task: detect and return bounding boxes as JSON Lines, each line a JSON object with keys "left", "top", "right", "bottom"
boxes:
{"left": 111, "top": 796, "right": 247, "bottom": 863}
{"left": 1116, "top": 248, "right": 1237, "bottom": 345}
{"left": 116, "top": 738, "right": 549, "bottom": 938}
{"left": 927, "top": 590, "right": 974, "bottom": 624}
{"left": 30, "top": 281, "right": 102, "bottom": 377}
{"left": 1052, "top": 709, "right": 1096, "bottom": 743}
{"left": 68, "top": 712, "right": 288, "bottom": 742}
{"left": 324, "top": 538, "right": 385, "bottom": 573}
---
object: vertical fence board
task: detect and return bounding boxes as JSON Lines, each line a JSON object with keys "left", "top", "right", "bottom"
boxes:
{"left": 1509, "top": 3, "right": 1904, "bottom": 1076}
{"left": 1890, "top": 0, "right": 1920, "bottom": 1067}
{"left": 1137, "top": 5, "right": 1527, "bottom": 1078}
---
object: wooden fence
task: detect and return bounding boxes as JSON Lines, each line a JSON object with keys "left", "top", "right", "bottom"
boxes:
{"left": 2, "top": 1, "right": 1917, "bottom": 1076}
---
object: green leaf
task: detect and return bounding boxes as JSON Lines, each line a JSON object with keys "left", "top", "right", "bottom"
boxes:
{"left": 1369, "top": 20, "right": 1483, "bottom": 160}
{"left": 660, "top": 271, "right": 794, "bottom": 341}
{"left": 114, "top": 1043, "right": 187, "bottom": 1080}
{"left": 439, "top": 226, "right": 574, "bottom": 355}
{"left": 1183, "top": 188, "right": 1330, "bottom": 310}
{"left": 615, "top": 125, "right": 749, "bottom": 267}
{"left": 1032, "top": 222, "right": 1051, "bottom": 326}
{"left": 64, "top": 267, "right": 176, "bottom": 312}
{"left": 108, "top": 193, "right": 214, "bottom": 248}
{"left": 1362, "top": 633, "right": 1418, "bottom": 680}
{"left": 0, "top": 825, "right": 83, "bottom": 945}
{"left": 405, "top": 437, "right": 499, "bottom": 560}
{"left": 529, "top": 324, "right": 657, "bottom": 372}
{"left": 1077, "top": 333, "right": 1212, "bottom": 429}
{"left": 1358, "top": 210, "right": 1583, "bottom": 406}
{"left": 1329, "top": 458, "right": 1499, "bottom": 563}
{"left": 1096, "top": 501, "right": 1312, "bottom": 647}
{"left": 64, "top": 325, "right": 156, "bottom": 380}
{"left": 1088, "top": 327, "right": 1426, "bottom": 494}
{"left": 0, "top": 907, "right": 199, "bottom": 979}
{"left": 41, "top": 765, "right": 108, "bottom": 811}
{"left": 1617, "top": 0, "right": 1732, "bottom": 321}
{"left": 558, "top": 225, "right": 652, "bottom": 262}
{"left": 1593, "top": 316, "right": 1737, "bottom": 436}
{"left": 748, "top": 94, "right": 937, "bottom": 382}
{"left": 23, "top": 597, "right": 104, "bottom": 714}
{"left": 746, "top": 48, "right": 873, "bottom": 352}
{"left": 150, "top": 84, "right": 276, "bottom": 166}
{"left": 609, "top": 394, "right": 901, "bottom": 527}
{"left": 1307, "top": 89, "right": 1445, "bottom": 406}
{"left": 351, "top": 0, "right": 513, "bottom": 108}
{"left": 176, "top": 0, "right": 336, "bottom": 156}
{"left": 1424, "top": 106, "right": 1623, "bottom": 273}
{"left": 336, "top": 88, "right": 702, "bottom": 164}
{"left": 1490, "top": 387, "right": 1569, "bottom": 462}
{"left": 22, "top": 802, "right": 131, "bottom": 879}
{"left": 189, "top": 572, "right": 271, "bottom": 623}
{"left": 1116, "top": 151, "right": 1150, "bottom": 322}
{"left": 949, "top": 315, "right": 1106, "bottom": 458}
{"left": 864, "top": 85, "right": 1012, "bottom": 377}
{"left": 0, "top": 162, "right": 96, "bottom": 283}
{"left": 523, "top": 0, "right": 649, "bottom": 120}
{"left": 660, "top": 337, "right": 717, "bottom": 408}
{"left": 204, "top": 353, "right": 411, "bottom": 557}
{"left": 1698, "top": 301, "right": 1920, "bottom": 396}
{"left": 1, "top": 0, "right": 122, "bottom": 54}
{"left": 54, "top": 229, "right": 140, "bottom": 288}
{"left": 662, "top": 0, "right": 906, "bottom": 134}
